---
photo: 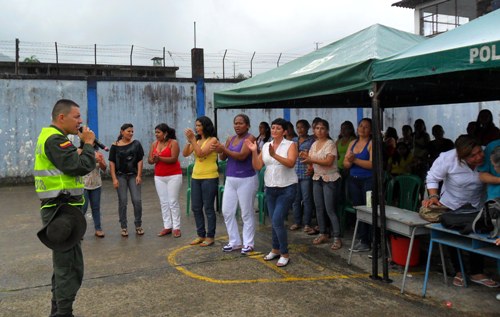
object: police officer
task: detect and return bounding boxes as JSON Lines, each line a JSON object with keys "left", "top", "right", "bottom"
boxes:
{"left": 34, "top": 99, "right": 96, "bottom": 317}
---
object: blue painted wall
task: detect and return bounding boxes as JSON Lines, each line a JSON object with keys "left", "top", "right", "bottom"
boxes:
{"left": 86, "top": 80, "right": 98, "bottom": 137}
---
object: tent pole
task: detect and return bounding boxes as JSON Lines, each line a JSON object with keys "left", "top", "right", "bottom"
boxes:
{"left": 371, "top": 82, "right": 391, "bottom": 283}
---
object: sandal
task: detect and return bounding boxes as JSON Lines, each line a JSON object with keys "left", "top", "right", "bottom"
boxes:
{"left": 289, "top": 224, "right": 301, "bottom": 231}
{"left": 470, "top": 277, "right": 499, "bottom": 288}
{"left": 276, "top": 256, "right": 290, "bottom": 267}
{"left": 306, "top": 227, "right": 320, "bottom": 235}
{"left": 312, "top": 234, "right": 329, "bottom": 245}
{"left": 453, "top": 275, "right": 464, "bottom": 287}
{"left": 121, "top": 228, "right": 128, "bottom": 237}
{"left": 135, "top": 227, "right": 145, "bottom": 235}
{"left": 263, "top": 251, "right": 280, "bottom": 261}
{"left": 189, "top": 237, "right": 205, "bottom": 245}
{"left": 173, "top": 229, "right": 181, "bottom": 238}
{"left": 200, "top": 238, "right": 214, "bottom": 247}
{"left": 331, "top": 238, "right": 342, "bottom": 250}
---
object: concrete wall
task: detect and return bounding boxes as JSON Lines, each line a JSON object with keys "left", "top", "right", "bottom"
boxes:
{"left": 382, "top": 101, "right": 500, "bottom": 141}
{"left": 1, "top": 77, "right": 498, "bottom": 184}
{"left": 96, "top": 81, "right": 198, "bottom": 169}
{"left": 0, "top": 79, "right": 87, "bottom": 182}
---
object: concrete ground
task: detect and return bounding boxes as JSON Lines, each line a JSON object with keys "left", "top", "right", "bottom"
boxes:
{"left": 1, "top": 177, "right": 499, "bottom": 317}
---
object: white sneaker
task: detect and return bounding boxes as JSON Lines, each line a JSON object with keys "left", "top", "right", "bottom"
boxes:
{"left": 222, "top": 244, "right": 242, "bottom": 252}
{"left": 241, "top": 245, "right": 254, "bottom": 255}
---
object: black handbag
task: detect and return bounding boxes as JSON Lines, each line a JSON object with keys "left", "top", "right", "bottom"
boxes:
{"left": 441, "top": 211, "right": 479, "bottom": 234}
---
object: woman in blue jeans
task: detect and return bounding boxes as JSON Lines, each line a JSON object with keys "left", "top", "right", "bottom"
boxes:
{"left": 246, "top": 118, "right": 298, "bottom": 267}
{"left": 301, "top": 118, "right": 342, "bottom": 250}
{"left": 344, "top": 118, "right": 373, "bottom": 252}
{"left": 109, "top": 123, "right": 145, "bottom": 237}
{"left": 290, "top": 119, "right": 315, "bottom": 233}
{"left": 182, "top": 116, "right": 219, "bottom": 247}
{"left": 82, "top": 146, "right": 107, "bottom": 237}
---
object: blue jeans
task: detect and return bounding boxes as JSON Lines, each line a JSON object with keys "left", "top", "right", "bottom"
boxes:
{"left": 191, "top": 178, "right": 218, "bottom": 238}
{"left": 266, "top": 184, "right": 297, "bottom": 254}
{"left": 347, "top": 175, "right": 373, "bottom": 244}
{"left": 292, "top": 178, "right": 313, "bottom": 226}
{"left": 313, "top": 178, "right": 341, "bottom": 238}
{"left": 83, "top": 187, "right": 102, "bottom": 231}
{"left": 117, "top": 174, "right": 142, "bottom": 229}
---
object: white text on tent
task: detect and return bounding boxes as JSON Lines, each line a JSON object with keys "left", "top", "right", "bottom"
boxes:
{"left": 470, "top": 44, "right": 500, "bottom": 64}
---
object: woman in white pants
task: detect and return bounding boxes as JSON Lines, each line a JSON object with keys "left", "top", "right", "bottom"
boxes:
{"left": 148, "top": 123, "right": 183, "bottom": 238}
{"left": 214, "top": 114, "right": 258, "bottom": 254}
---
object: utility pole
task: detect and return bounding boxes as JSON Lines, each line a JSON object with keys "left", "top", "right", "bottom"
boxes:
{"left": 194, "top": 21, "right": 197, "bottom": 48}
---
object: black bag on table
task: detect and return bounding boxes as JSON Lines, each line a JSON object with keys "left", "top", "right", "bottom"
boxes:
{"left": 472, "top": 198, "right": 500, "bottom": 238}
{"left": 441, "top": 211, "right": 480, "bottom": 235}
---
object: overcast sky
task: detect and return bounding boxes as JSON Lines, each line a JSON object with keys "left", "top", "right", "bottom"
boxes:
{"left": 0, "top": 0, "right": 415, "bottom": 77}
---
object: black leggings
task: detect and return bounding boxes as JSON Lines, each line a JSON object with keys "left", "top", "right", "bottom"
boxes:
{"left": 449, "top": 247, "right": 484, "bottom": 275}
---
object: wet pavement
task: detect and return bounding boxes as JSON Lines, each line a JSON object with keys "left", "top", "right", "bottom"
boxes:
{"left": 0, "top": 177, "right": 499, "bottom": 317}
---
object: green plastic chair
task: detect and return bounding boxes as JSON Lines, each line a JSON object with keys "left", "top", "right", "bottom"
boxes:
{"left": 338, "top": 177, "right": 356, "bottom": 237}
{"left": 217, "top": 160, "right": 227, "bottom": 213}
{"left": 256, "top": 166, "right": 267, "bottom": 224}
{"left": 386, "top": 174, "right": 423, "bottom": 212}
{"left": 185, "top": 163, "right": 194, "bottom": 216}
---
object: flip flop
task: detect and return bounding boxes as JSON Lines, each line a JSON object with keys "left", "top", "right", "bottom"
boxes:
{"left": 200, "top": 240, "right": 214, "bottom": 247}
{"left": 470, "top": 278, "right": 499, "bottom": 288}
{"left": 453, "top": 275, "right": 464, "bottom": 287}
{"left": 189, "top": 237, "right": 205, "bottom": 245}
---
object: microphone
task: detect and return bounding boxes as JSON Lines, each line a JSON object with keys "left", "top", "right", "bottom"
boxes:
{"left": 78, "top": 127, "right": 109, "bottom": 152}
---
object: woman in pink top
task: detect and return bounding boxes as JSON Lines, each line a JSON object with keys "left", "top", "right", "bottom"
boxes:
{"left": 301, "top": 118, "right": 342, "bottom": 250}
{"left": 148, "top": 123, "right": 183, "bottom": 238}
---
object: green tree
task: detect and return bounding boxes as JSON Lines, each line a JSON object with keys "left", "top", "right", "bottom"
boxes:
{"left": 23, "top": 55, "right": 40, "bottom": 63}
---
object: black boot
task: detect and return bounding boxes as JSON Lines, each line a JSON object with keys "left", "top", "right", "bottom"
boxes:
{"left": 49, "top": 301, "right": 57, "bottom": 317}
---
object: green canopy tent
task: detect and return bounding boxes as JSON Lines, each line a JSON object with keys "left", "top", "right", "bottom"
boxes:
{"left": 372, "top": 8, "right": 500, "bottom": 107}
{"left": 215, "top": 24, "right": 425, "bottom": 109}
{"left": 214, "top": 24, "right": 426, "bottom": 282}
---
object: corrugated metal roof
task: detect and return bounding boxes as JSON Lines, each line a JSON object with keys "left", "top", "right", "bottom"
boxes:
{"left": 392, "top": 0, "right": 429, "bottom": 9}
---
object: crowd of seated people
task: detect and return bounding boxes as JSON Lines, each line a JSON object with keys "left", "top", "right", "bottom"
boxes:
{"left": 180, "top": 111, "right": 499, "bottom": 292}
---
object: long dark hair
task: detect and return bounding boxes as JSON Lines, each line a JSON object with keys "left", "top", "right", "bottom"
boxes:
{"left": 196, "top": 116, "right": 216, "bottom": 140}
{"left": 358, "top": 118, "right": 372, "bottom": 138}
{"left": 339, "top": 120, "right": 355, "bottom": 139}
{"left": 385, "top": 127, "right": 399, "bottom": 141}
{"left": 392, "top": 141, "right": 410, "bottom": 165}
{"left": 259, "top": 121, "right": 271, "bottom": 143}
{"left": 117, "top": 123, "right": 133, "bottom": 142}
{"left": 155, "top": 123, "right": 176, "bottom": 141}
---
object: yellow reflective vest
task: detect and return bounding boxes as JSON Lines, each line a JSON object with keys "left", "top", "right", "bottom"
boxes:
{"left": 34, "top": 127, "right": 84, "bottom": 200}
